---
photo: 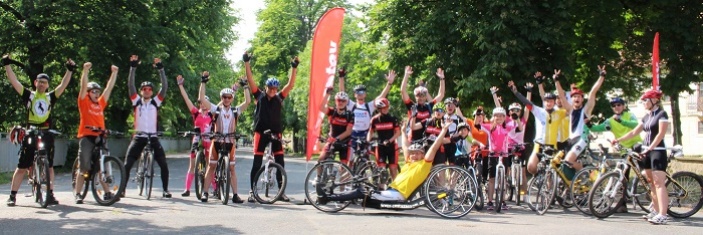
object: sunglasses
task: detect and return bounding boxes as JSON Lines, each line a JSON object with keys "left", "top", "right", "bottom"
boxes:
{"left": 141, "top": 87, "right": 153, "bottom": 92}
{"left": 222, "top": 96, "right": 233, "bottom": 100}
{"left": 510, "top": 108, "right": 520, "bottom": 112}
{"left": 335, "top": 99, "right": 348, "bottom": 102}
{"left": 434, "top": 109, "right": 445, "bottom": 113}
{"left": 414, "top": 93, "right": 427, "bottom": 97}
{"left": 611, "top": 103, "right": 623, "bottom": 108}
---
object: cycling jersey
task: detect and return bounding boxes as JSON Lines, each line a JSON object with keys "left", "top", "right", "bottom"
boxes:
{"left": 529, "top": 106, "right": 566, "bottom": 146}
{"left": 213, "top": 105, "right": 240, "bottom": 138}
{"left": 347, "top": 101, "right": 375, "bottom": 131}
{"left": 190, "top": 107, "right": 214, "bottom": 143}
{"left": 131, "top": 95, "right": 163, "bottom": 134}
{"left": 506, "top": 117, "right": 527, "bottom": 146}
{"left": 405, "top": 99, "right": 435, "bottom": 140}
{"left": 642, "top": 108, "right": 669, "bottom": 150}
{"left": 22, "top": 88, "right": 57, "bottom": 128}
{"left": 590, "top": 111, "right": 641, "bottom": 148}
{"left": 444, "top": 113, "right": 464, "bottom": 158}
{"left": 466, "top": 119, "right": 489, "bottom": 145}
{"left": 326, "top": 107, "right": 354, "bottom": 141}
{"left": 370, "top": 113, "right": 399, "bottom": 141}
{"left": 252, "top": 87, "right": 286, "bottom": 133}
{"left": 558, "top": 115, "right": 570, "bottom": 142}
{"left": 389, "top": 159, "right": 433, "bottom": 199}
{"left": 424, "top": 118, "right": 449, "bottom": 152}
{"left": 77, "top": 95, "right": 107, "bottom": 138}
{"left": 481, "top": 123, "right": 515, "bottom": 154}
{"left": 569, "top": 106, "right": 588, "bottom": 140}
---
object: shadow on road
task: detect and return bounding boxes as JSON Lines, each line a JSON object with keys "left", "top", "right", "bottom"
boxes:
{"left": 0, "top": 217, "right": 242, "bottom": 234}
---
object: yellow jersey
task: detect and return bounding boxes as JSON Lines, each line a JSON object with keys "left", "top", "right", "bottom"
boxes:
{"left": 544, "top": 109, "right": 567, "bottom": 146}
{"left": 390, "top": 160, "right": 433, "bottom": 199}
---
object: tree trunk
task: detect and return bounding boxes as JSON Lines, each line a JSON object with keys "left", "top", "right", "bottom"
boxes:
{"left": 670, "top": 93, "right": 683, "bottom": 145}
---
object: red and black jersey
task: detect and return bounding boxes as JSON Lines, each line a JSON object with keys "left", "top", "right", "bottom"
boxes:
{"left": 370, "top": 113, "right": 399, "bottom": 141}
{"left": 327, "top": 107, "right": 354, "bottom": 140}
{"left": 424, "top": 117, "right": 449, "bottom": 152}
{"left": 405, "top": 99, "right": 435, "bottom": 141}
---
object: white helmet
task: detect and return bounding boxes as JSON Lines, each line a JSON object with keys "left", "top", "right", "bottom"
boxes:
{"left": 492, "top": 107, "right": 506, "bottom": 115}
{"left": 335, "top": 91, "right": 349, "bottom": 101}
{"left": 413, "top": 86, "right": 428, "bottom": 96}
{"left": 220, "top": 88, "right": 234, "bottom": 97}
{"left": 508, "top": 102, "right": 522, "bottom": 111}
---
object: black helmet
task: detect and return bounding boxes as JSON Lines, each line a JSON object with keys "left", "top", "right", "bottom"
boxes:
{"left": 140, "top": 81, "right": 154, "bottom": 89}
{"left": 543, "top": 93, "right": 557, "bottom": 100}
{"left": 610, "top": 97, "right": 625, "bottom": 105}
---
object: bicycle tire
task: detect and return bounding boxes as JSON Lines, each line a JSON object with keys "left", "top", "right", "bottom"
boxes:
{"left": 194, "top": 150, "right": 206, "bottom": 200}
{"left": 588, "top": 171, "right": 624, "bottom": 218}
{"left": 515, "top": 163, "right": 523, "bottom": 206}
{"left": 424, "top": 165, "right": 476, "bottom": 219}
{"left": 136, "top": 155, "right": 145, "bottom": 196}
{"left": 144, "top": 151, "right": 154, "bottom": 200}
{"left": 72, "top": 157, "right": 89, "bottom": 200}
{"left": 253, "top": 162, "right": 287, "bottom": 204}
{"left": 536, "top": 170, "right": 558, "bottom": 215}
{"left": 92, "top": 156, "right": 127, "bottom": 206}
{"left": 474, "top": 162, "right": 485, "bottom": 211}
{"left": 526, "top": 174, "right": 539, "bottom": 212}
{"left": 495, "top": 168, "right": 505, "bottom": 213}
{"left": 570, "top": 166, "right": 598, "bottom": 215}
{"left": 36, "top": 156, "right": 51, "bottom": 208}
{"left": 556, "top": 179, "right": 574, "bottom": 209}
{"left": 666, "top": 171, "right": 703, "bottom": 218}
{"left": 304, "top": 161, "right": 353, "bottom": 212}
{"left": 221, "top": 156, "right": 231, "bottom": 205}
{"left": 631, "top": 174, "right": 653, "bottom": 213}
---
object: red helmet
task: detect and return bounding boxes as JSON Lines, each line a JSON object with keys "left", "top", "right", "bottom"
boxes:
{"left": 8, "top": 126, "right": 25, "bottom": 145}
{"left": 375, "top": 98, "right": 390, "bottom": 109}
{"left": 570, "top": 84, "right": 584, "bottom": 97}
{"left": 640, "top": 89, "right": 663, "bottom": 100}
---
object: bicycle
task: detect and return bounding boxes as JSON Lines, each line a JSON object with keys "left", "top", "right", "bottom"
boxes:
{"left": 453, "top": 149, "right": 484, "bottom": 211}
{"left": 252, "top": 129, "right": 289, "bottom": 204}
{"left": 206, "top": 132, "right": 238, "bottom": 204}
{"left": 133, "top": 131, "right": 163, "bottom": 200}
{"left": 507, "top": 143, "right": 528, "bottom": 206}
{"left": 350, "top": 138, "right": 392, "bottom": 191}
{"left": 17, "top": 126, "right": 60, "bottom": 208}
{"left": 487, "top": 151, "right": 511, "bottom": 212}
{"left": 180, "top": 129, "right": 212, "bottom": 201}
{"left": 570, "top": 143, "right": 619, "bottom": 215}
{"left": 72, "top": 126, "right": 127, "bottom": 206}
{"left": 588, "top": 144, "right": 703, "bottom": 219}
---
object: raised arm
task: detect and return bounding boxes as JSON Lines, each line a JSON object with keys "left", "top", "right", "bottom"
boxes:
{"left": 79, "top": 62, "right": 92, "bottom": 99}
{"left": 280, "top": 56, "right": 299, "bottom": 97}
{"left": 153, "top": 58, "right": 168, "bottom": 100}
{"left": 177, "top": 75, "right": 196, "bottom": 111}
{"left": 524, "top": 82, "right": 533, "bottom": 125}
{"left": 433, "top": 68, "right": 446, "bottom": 103}
{"left": 102, "top": 65, "right": 119, "bottom": 102}
{"left": 2, "top": 55, "right": 24, "bottom": 94}
{"left": 236, "top": 82, "right": 252, "bottom": 111}
{"left": 401, "top": 119, "right": 410, "bottom": 160}
{"left": 585, "top": 65, "right": 607, "bottom": 116}
{"left": 553, "top": 69, "right": 572, "bottom": 112}
{"left": 55, "top": 59, "right": 76, "bottom": 97}
{"left": 401, "top": 66, "right": 412, "bottom": 102}
{"left": 243, "top": 52, "right": 258, "bottom": 93}
{"left": 320, "top": 88, "right": 332, "bottom": 113}
{"left": 490, "top": 86, "right": 501, "bottom": 107}
{"left": 375, "top": 70, "right": 396, "bottom": 100}
{"left": 425, "top": 121, "right": 450, "bottom": 162}
{"left": 535, "top": 72, "right": 546, "bottom": 106}
{"left": 508, "top": 81, "right": 534, "bottom": 107}
{"left": 128, "top": 55, "right": 139, "bottom": 97}
{"left": 199, "top": 72, "right": 212, "bottom": 110}
{"left": 337, "top": 68, "right": 346, "bottom": 93}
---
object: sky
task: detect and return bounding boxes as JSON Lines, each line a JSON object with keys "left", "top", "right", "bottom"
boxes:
{"left": 225, "top": 0, "right": 374, "bottom": 65}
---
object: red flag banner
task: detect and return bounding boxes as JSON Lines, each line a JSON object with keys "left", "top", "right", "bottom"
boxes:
{"left": 652, "top": 32, "right": 660, "bottom": 90}
{"left": 306, "top": 8, "right": 346, "bottom": 161}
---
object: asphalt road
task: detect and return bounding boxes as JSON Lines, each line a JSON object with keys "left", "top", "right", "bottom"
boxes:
{"left": 1, "top": 147, "right": 701, "bottom": 234}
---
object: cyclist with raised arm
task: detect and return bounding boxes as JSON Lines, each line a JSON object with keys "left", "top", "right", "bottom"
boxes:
{"left": 536, "top": 72, "right": 571, "bottom": 152}
{"left": 443, "top": 97, "right": 466, "bottom": 165}
{"left": 481, "top": 107, "right": 516, "bottom": 211}
{"left": 4, "top": 55, "right": 74, "bottom": 206}
{"left": 74, "top": 62, "right": 119, "bottom": 204}
{"left": 495, "top": 83, "right": 533, "bottom": 198}
{"left": 198, "top": 71, "right": 251, "bottom": 203}
{"left": 555, "top": 66, "right": 606, "bottom": 173}
{"left": 243, "top": 52, "right": 298, "bottom": 203}
{"left": 368, "top": 98, "right": 401, "bottom": 180}
{"left": 318, "top": 119, "right": 450, "bottom": 203}
{"left": 122, "top": 55, "right": 172, "bottom": 198}
{"left": 338, "top": 69, "right": 395, "bottom": 158}
{"left": 400, "top": 66, "right": 445, "bottom": 141}
{"left": 410, "top": 103, "right": 451, "bottom": 165}
{"left": 317, "top": 89, "right": 354, "bottom": 164}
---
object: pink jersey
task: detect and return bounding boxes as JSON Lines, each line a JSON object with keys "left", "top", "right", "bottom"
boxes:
{"left": 481, "top": 123, "right": 515, "bottom": 154}
{"left": 506, "top": 117, "right": 527, "bottom": 146}
{"left": 191, "top": 107, "right": 213, "bottom": 143}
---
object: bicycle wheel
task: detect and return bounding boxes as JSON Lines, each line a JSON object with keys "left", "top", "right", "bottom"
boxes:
{"left": 511, "top": 163, "right": 521, "bottom": 206}
{"left": 136, "top": 155, "right": 145, "bottom": 196}
{"left": 631, "top": 175, "right": 652, "bottom": 213}
{"left": 72, "top": 157, "right": 89, "bottom": 200}
{"left": 356, "top": 164, "right": 384, "bottom": 191}
{"left": 303, "top": 161, "right": 353, "bottom": 213}
{"left": 253, "top": 162, "right": 287, "bottom": 204}
{"left": 666, "top": 171, "right": 703, "bottom": 218}
{"left": 424, "top": 165, "right": 477, "bottom": 219}
{"left": 495, "top": 168, "right": 505, "bottom": 213}
{"left": 535, "top": 169, "right": 558, "bottom": 215}
{"left": 220, "top": 157, "right": 231, "bottom": 205}
{"left": 556, "top": 179, "right": 573, "bottom": 209}
{"left": 526, "top": 174, "right": 540, "bottom": 212}
{"left": 571, "top": 166, "right": 598, "bottom": 215}
{"left": 144, "top": 151, "right": 154, "bottom": 200}
{"left": 92, "top": 156, "right": 127, "bottom": 206}
{"left": 36, "top": 156, "right": 51, "bottom": 208}
{"left": 194, "top": 150, "right": 206, "bottom": 200}
{"left": 588, "top": 171, "right": 624, "bottom": 219}
{"left": 473, "top": 163, "right": 485, "bottom": 211}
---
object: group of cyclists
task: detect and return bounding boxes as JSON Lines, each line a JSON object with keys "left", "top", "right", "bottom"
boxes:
{"left": 2, "top": 52, "right": 676, "bottom": 224}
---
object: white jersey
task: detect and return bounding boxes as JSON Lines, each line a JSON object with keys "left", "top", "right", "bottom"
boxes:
{"left": 131, "top": 95, "right": 164, "bottom": 136}
{"left": 530, "top": 106, "right": 549, "bottom": 143}
{"left": 214, "top": 105, "right": 240, "bottom": 143}
{"left": 569, "top": 106, "right": 587, "bottom": 139}
{"left": 347, "top": 101, "right": 375, "bottom": 131}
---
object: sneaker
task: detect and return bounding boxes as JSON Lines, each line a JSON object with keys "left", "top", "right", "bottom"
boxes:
{"left": 247, "top": 191, "right": 256, "bottom": 203}
{"left": 7, "top": 196, "right": 16, "bottom": 207}
{"left": 277, "top": 194, "right": 290, "bottom": 202}
{"left": 642, "top": 211, "right": 658, "bottom": 220}
{"left": 47, "top": 194, "right": 59, "bottom": 205}
{"left": 201, "top": 193, "right": 209, "bottom": 202}
{"left": 232, "top": 194, "right": 244, "bottom": 204}
{"left": 486, "top": 201, "right": 495, "bottom": 211}
{"left": 181, "top": 191, "right": 190, "bottom": 197}
{"left": 163, "top": 191, "right": 172, "bottom": 198}
{"left": 648, "top": 214, "right": 669, "bottom": 225}
{"left": 501, "top": 201, "right": 509, "bottom": 210}
{"left": 75, "top": 194, "right": 84, "bottom": 204}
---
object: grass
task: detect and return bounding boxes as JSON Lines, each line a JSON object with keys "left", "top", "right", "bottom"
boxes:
{"left": 0, "top": 172, "right": 13, "bottom": 185}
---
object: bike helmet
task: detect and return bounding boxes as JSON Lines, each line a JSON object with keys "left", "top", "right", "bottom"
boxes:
{"left": 444, "top": 97, "right": 457, "bottom": 105}
{"left": 433, "top": 102, "right": 446, "bottom": 112}
{"left": 508, "top": 102, "right": 522, "bottom": 111}
{"left": 543, "top": 92, "right": 557, "bottom": 100}
{"left": 140, "top": 81, "right": 154, "bottom": 89}
{"left": 8, "top": 126, "right": 24, "bottom": 145}
{"left": 492, "top": 107, "right": 506, "bottom": 116}
{"left": 570, "top": 84, "right": 584, "bottom": 97}
{"left": 220, "top": 88, "right": 234, "bottom": 97}
{"left": 473, "top": 106, "right": 485, "bottom": 116}
{"left": 353, "top": 84, "right": 366, "bottom": 93}
{"left": 87, "top": 82, "right": 102, "bottom": 91}
{"left": 335, "top": 91, "right": 349, "bottom": 101}
{"left": 640, "top": 89, "right": 663, "bottom": 100}
{"left": 413, "top": 86, "right": 428, "bottom": 96}
{"left": 609, "top": 97, "right": 625, "bottom": 105}
{"left": 375, "top": 98, "right": 390, "bottom": 109}
{"left": 457, "top": 122, "right": 470, "bottom": 131}
{"left": 408, "top": 142, "right": 425, "bottom": 152}
{"left": 265, "top": 77, "right": 280, "bottom": 87}
{"left": 36, "top": 73, "right": 51, "bottom": 82}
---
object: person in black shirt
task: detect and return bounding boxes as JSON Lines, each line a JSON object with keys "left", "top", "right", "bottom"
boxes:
{"left": 243, "top": 52, "right": 299, "bottom": 203}
{"left": 400, "top": 66, "right": 445, "bottom": 141}
{"left": 410, "top": 103, "right": 451, "bottom": 166}
{"left": 368, "top": 98, "right": 401, "bottom": 179}
{"left": 613, "top": 89, "right": 670, "bottom": 224}
{"left": 318, "top": 90, "right": 354, "bottom": 164}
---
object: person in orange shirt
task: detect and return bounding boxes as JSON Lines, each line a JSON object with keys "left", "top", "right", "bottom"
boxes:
{"left": 73, "top": 62, "right": 118, "bottom": 204}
